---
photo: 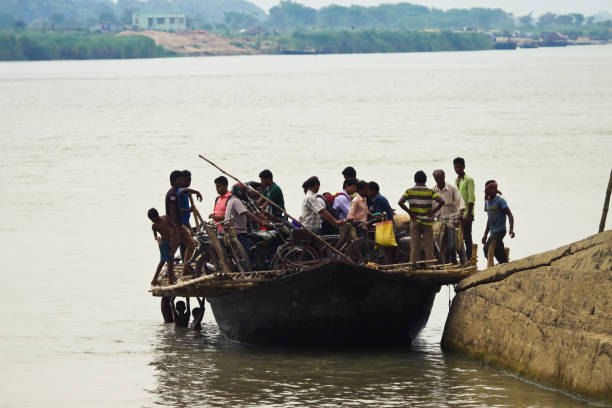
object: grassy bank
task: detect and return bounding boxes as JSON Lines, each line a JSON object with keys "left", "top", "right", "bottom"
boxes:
{"left": 269, "top": 30, "right": 493, "bottom": 54}
{"left": 0, "top": 31, "right": 171, "bottom": 61}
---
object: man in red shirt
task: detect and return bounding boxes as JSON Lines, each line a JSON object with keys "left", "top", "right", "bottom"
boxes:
{"left": 209, "top": 176, "right": 232, "bottom": 231}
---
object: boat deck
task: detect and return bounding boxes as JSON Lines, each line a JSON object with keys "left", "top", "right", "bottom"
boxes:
{"left": 150, "top": 260, "right": 478, "bottom": 298}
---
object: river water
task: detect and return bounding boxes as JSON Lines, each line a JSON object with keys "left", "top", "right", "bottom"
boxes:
{"left": 1, "top": 46, "right": 611, "bottom": 407}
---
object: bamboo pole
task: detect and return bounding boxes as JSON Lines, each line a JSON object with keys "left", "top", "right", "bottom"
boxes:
{"left": 487, "top": 239, "right": 496, "bottom": 268}
{"left": 599, "top": 168, "right": 612, "bottom": 233}
{"left": 203, "top": 224, "right": 232, "bottom": 274}
{"left": 188, "top": 195, "right": 206, "bottom": 231}
{"left": 198, "top": 154, "right": 356, "bottom": 265}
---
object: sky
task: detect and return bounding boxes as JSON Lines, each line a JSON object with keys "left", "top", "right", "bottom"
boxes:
{"left": 249, "top": 0, "right": 612, "bottom": 16}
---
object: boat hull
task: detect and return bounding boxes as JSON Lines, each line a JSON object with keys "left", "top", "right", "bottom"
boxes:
{"left": 208, "top": 262, "right": 440, "bottom": 346}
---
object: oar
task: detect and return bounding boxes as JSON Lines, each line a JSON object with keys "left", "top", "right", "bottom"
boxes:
{"left": 198, "top": 154, "right": 355, "bottom": 265}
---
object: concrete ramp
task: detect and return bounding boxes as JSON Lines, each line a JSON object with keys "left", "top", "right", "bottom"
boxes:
{"left": 442, "top": 230, "right": 612, "bottom": 401}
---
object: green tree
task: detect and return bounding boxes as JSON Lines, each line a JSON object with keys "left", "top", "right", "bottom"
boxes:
{"left": 538, "top": 12, "right": 557, "bottom": 27}
{"left": 270, "top": 1, "right": 316, "bottom": 31}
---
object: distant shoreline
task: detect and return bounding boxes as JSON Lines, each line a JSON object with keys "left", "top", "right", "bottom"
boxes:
{"left": 1, "top": 29, "right": 609, "bottom": 62}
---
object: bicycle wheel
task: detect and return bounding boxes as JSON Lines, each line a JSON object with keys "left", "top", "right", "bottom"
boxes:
{"left": 344, "top": 238, "right": 376, "bottom": 265}
{"left": 273, "top": 242, "right": 320, "bottom": 268}
{"left": 228, "top": 237, "right": 252, "bottom": 272}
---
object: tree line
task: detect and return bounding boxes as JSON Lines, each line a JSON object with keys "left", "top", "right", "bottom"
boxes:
{"left": 273, "top": 29, "right": 493, "bottom": 54}
{"left": 0, "top": 31, "right": 170, "bottom": 60}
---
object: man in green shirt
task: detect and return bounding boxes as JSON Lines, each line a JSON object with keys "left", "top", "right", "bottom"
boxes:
{"left": 258, "top": 169, "right": 286, "bottom": 219}
{"left": 453, "top": 157, "right": 476, "bottom": 259}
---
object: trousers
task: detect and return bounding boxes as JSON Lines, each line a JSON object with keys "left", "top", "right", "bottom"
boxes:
{"left": 410, "top": 221, "right": 433, "bottom": 263}
{"left": 483, "top": 230, "right": 508, "bottom": 264}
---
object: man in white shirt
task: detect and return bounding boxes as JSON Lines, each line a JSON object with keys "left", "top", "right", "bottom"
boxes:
{"left": 433, "top": 169, "right": 465, "bottom": 264}
{"left": 301, "top": 176, "right": 343, "bottom": 234}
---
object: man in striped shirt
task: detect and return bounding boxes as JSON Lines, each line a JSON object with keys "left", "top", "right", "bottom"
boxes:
{"left": 398, "top": 171, "right": 445, "bottom": 264}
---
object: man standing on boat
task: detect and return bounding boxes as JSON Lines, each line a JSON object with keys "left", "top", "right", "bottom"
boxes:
{"left": 332, "top": 178, "right": 357, "bottom": 220}
{"left": 225, "top": 184, "right": 269, "bottom": 260}
{"left": 482, "top": 180, "right": 515, "bottom": 264}
{"left": 433, "top": 169, "right": 465, "bottom": 264}
{"left": 177, "top": 170, "right": 202, "bottom": 261}
{"left": 209, "top": 176, "right": 231, "bottom": 231}
{"left": 347, "top": 180, "right": 369, "bottom": 236}
{"left": 398, "top": 171, "right": 445, "bottom": 265}
{"left": 454, "top": 157, "right": 476, "bottom": 259}
{"left": 301, "top": 176, "right": 344, "bottom": 234}
{"left": 258, "top": 169, "right": 285, "bottom": 219}
{"left": 165, "top": 170, "right": 196, "bottom": 275}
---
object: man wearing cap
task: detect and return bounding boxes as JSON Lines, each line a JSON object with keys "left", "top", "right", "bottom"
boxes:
{"left": 482, "top": 180, "right": 515, "bottom": 264}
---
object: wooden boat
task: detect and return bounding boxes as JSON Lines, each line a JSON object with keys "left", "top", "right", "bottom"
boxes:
{"left": 151, "top": 260, "right": 476, "bottom": 347}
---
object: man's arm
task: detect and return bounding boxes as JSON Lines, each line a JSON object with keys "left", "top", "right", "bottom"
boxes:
{"left": 319, "top": 209, "right": 343, "bottom": 227}
{"left": 429, "top": 195, "right": 445, "bottom": 216}
{"left": 170, "top": 297, "right": 178, "bottom": 319}
{"left": 505, "top": 207, "right": 515, "bottom": 238}
{"left": 482, "top": 219, "right": 490, "bottom": 244}
{"left": 466, "top": 178, "right": 475, "bottom": 222}
{"left": 398, "top": 195, "right": 413, "bottom": 217}
{"left": 178, "top": 188, "right": 202, "bottom": 201}
{"left": 152, "top": 225, "right": 159, "bottom": 241}
{"left": 244, "top": 211, "right": 268, "bottom": 226}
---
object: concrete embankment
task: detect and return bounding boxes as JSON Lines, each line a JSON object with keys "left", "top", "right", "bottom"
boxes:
{"left": 442, "top": 230, "right": 612, "bottom": 401}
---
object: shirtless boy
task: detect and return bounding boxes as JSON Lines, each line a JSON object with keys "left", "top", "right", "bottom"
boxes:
{"left": 148, "top": 208, "right": 177, "bottom": 285}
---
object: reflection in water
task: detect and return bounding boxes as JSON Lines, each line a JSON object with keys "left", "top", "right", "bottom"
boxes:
{"left": 148, "top": 322, "right": 587, "bottom": 407}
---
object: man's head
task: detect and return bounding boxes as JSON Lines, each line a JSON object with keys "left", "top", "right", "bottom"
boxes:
{"left": 433, "top": 169, "right": 445, "bottom": 188}
{"left": 367, "top": 181, "right": 379, "bottom": 199}
{"left": 356, "top": 180, "right": 369, "bottom": 197}
{"left": 414, "top": 170, "right": 427, "bottom": 185}
{"left": 176, "top": 300, "right": 186, "bottom": 313}
{"left": 343, "top": 178, "right": 358, "bottom": 195}
{"left": 246, "top": 181, "right": 261, "bottom": 199}
{"left": 342, "top": 166, "right": 357, "bottom": 180}
{"left": 214, "top": 176, "right": 228, "bottom": 195}
{"left": 302, "top": 176, "right": 320, "bottom": 193}
{"left": 258, "top": 169, "right": 273, "bottom": 187}
{"left": 147, "top": 208, "right": 160, "bottom": 222}
{"left": 170, "top": 170, "right": 183, "bottom": 187}
{"left": 485, "top": 180, "right": 501, "bottom": 200}
{"left": 181, "top": 170, "right": 191, "bottom": 188}
{"left": 231, "top": 183, "right": 247, "bottom": 200}
{"left": 453, "top": 157, "right": 465, "bottom": 177}
{"left": 192, "top": 307, "right": 201, "bottom": 318}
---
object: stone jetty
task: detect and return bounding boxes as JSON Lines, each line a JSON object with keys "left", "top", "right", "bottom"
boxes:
{"left": 442, "top": 230, "right": 612, "bottom": 401}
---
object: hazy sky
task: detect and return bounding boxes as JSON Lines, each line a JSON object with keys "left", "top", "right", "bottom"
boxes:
{"left": 249, "top": 0, "right": 612, "bottom": 16}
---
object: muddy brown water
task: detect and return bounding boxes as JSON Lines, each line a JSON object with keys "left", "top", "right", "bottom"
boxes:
{"left": 1, "top": 46, "right": 611, "bottom": 407}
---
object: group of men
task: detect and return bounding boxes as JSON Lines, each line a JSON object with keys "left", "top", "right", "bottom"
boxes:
{"left": 148, "top": 157, "right": 516, "bottom": 285}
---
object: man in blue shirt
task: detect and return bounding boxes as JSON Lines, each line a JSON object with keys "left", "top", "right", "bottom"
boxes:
{"left": 177, "top": 170, "right": 202, "bottom": 267}
{"left": 367, "top": 181, "right": 394, "bottom": 222}
{"left": 482, "top": 180, "right": 515, "bottom": 264}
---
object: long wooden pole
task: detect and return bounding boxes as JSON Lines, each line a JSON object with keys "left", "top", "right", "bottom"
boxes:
{"left": 198, "top": 154, "right": 356, "bottom": 264}
{"left": 599, "top": 168, "right": 612, "bottom": 233}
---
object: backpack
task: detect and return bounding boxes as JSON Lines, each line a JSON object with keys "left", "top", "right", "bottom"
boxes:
{"left": 317, "top": 193, "right": 342, "bottom": 234}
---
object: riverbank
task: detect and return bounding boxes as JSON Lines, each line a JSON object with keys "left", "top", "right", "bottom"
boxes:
{"left": 0, "top": 31, "right": 171, "bottom": 60}
{"left": 0, "top": 29, "right": 493, "bottom": 61}
{"left": 442, "top": 230, "right": 612, "bottom": 402}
